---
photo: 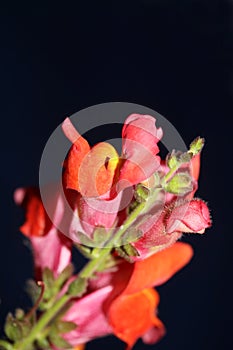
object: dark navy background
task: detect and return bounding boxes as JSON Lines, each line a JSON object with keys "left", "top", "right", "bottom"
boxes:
{"left": 1, "top": 1, "right": 232, "bottom": 349}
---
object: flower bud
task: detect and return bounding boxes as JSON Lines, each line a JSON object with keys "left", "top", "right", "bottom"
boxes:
{"left": 189, "top": 137, "right": 205, "bottom": 156}
{"left": 164, "top": 173, "right": 193, "bottom": 195}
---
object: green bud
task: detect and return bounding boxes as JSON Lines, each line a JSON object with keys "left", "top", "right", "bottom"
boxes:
{"left": 15, "top": 309, "right": 25, "bottom": 321}
{"left": 4, "top": 314, "right": 22, "bottom": 342}
{"left": 166, "top": 150, "right": 181, "bottom": 169}
{"left": 164, "top": 173, "right": 193, "bottom": 195}
{"left": 167, "top": 151, "right": 192, "bottom": 169}
{"left": 189, "top": 137, "right": 205, "bottom": 156}
{"left": 67, "top": 277, "right": 88, "bottom": 297}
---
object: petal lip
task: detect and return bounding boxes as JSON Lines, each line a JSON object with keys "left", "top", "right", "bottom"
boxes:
{"left": 123, "top": 242, "right": 194, "bottom": 294}
{"left": 108, "top": 288, "right": 163, "bottom": 350}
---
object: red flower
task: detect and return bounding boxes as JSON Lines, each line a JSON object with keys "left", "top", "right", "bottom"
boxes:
{"left": 14, "top": 187, "right": 72, "bottom": 279}
{"left": 58, "top": 242, "right": 193, "bottom": 350}
{"left": 62, "top": 114, "right": 162, "bottom": 198}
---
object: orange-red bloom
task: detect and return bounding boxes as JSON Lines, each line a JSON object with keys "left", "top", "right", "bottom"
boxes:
{"left": 60, "top": 242, "right": 193, "bottom": 350}
{"left": 62, "top": 114, "right": 162, "bottom": 198}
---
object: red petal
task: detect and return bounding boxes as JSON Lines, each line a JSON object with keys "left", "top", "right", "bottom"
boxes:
{"left": 62, "top": 118, "right": 90, "bottom": 192}
{"left": 190, "top": 153, "right": 201, "bottom": 182}
{"left": 77, "top": 142, "right": 119, "bottom": 197}
{"left": 109, "top": 288, "right": 164, "bottom": 349}
{"left": 14, "top": 187, "right": 52, "bottom": 237}
{"left": 123, "top": 242, "right": 193, "bottom": 294}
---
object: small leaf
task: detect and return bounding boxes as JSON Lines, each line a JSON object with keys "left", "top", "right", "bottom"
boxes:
{"left": 67, "top": 277, "right": 88, "bottom": 297}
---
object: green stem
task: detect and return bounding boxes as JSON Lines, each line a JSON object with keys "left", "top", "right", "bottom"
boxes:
{"left": 11, "top": 193, "right": 148, "bottom": 349}
{"left": 13, "top": 294, "right": 70, "bottom": 350}
{"left": 79, "top": 200, "right": 146, "bottom": 279}
{"left": 162, "top": 163, "right": 181, "bottom": 184}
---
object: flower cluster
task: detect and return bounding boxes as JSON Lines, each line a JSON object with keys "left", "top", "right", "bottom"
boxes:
{"left": 1, "top": 114, "right": 211, "bottom": 350}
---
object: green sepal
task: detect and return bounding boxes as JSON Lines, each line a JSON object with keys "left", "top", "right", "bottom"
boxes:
{"left": 54, "top": 320, "right": 77, "bottom": 334}
{"left": 135, "top": 184, "right": 150, "bottom": 202}
{"left": 121, "top": 227, "right": 142, "bottom": 245}
{"left": 116, "top": 243, "right": 139, "bottom": 262}
{"left": 93, "top": 227, "right": 111, "bottom": 246}
{"left": 54, "top": 264, "right": 74, "bottom": 290}
{"left": 42, "top": 268, "right": 55, "bottom": 300}
{"left": 4, "top": 313, "right": 31, "bottom": 342}
{"left": 67, "top": 277, "right": 88, "bottom": 297}
{"left": 36, "top": 337, "right": 52, "bottom": 349}
{"left": 49, "top": 332, "right": 71, "bottom": 349}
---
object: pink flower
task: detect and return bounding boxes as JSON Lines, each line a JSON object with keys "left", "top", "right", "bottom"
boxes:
{"left": 14, "top": 187, "right": 72, "bottom": 279}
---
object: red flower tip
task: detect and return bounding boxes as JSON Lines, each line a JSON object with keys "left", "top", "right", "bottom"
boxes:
{"left": 14, "top": 187, "right": 52, "bottom": 237}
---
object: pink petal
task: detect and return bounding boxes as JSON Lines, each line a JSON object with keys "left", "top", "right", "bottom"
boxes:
{"left": 31, "top": 229, "right": 72, "bottom": 279}
{"left": 62, "top": 286, "right": 113, "bottom": 345}
{"left": 119, "top": 114, "right": 162, "bottom": 186}
{"left": 77, "top": 191, "right": 127, "bottom": 236}
{"left": 142, "top": 322, "right": 166, "bottom": 345}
